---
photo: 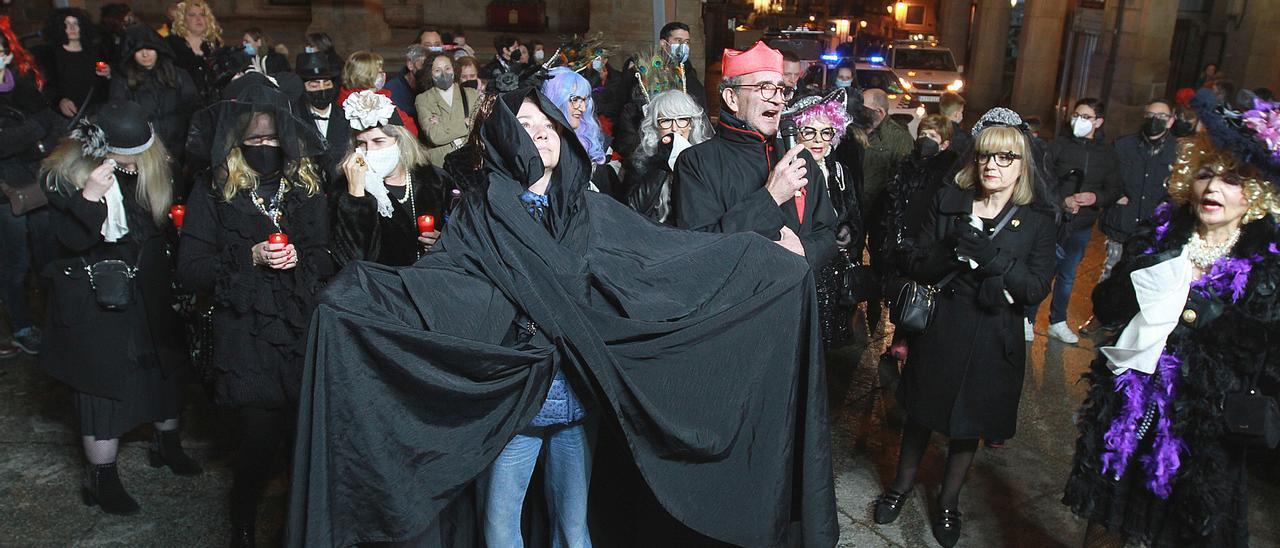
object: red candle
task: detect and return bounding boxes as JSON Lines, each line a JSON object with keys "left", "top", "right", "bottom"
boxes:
{"left": 267, "top": 232, "right": 288, "bottom": 246}
{"left": 169, "top": 205, "right": 186, "bottom": 229}
{"left": 95, "top": 61, "right": 108, "bottom": 73}
{"left": 417, "top": 215, "right": 435, "bottom": 234}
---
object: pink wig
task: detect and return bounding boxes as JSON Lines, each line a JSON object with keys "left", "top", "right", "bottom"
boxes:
{"left": 793, "top": 99, "right": 851, "bottom": 147}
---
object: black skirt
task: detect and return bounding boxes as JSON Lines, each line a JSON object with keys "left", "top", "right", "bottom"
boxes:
{"left": 73, "top": 365, "right": 182, "bottom": 439}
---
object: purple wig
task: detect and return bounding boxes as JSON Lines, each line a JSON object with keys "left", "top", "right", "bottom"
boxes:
{"left": 541, "top": 67, "right": 607, "bottom": 164}
{"left": 793, "top": 98, "right": 852, "bottom": 148}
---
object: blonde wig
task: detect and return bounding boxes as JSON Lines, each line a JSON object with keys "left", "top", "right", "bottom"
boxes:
{"left": 170, "top": 1, "right": 223, "bottom": 47}
{"left": 343, "top": 51, "right": 384, "bottom": 90}
{"left": 41, "top": 138, "right": 174, "bottom": 225}
{"left": 1166, "top": 133, "right": 1280, "bottom": 223}
{"left": 953, "top": 125, "right": 1038, "bottom": 206}
{"left": 219, "top": 147, "right": 323, "bottom": 203}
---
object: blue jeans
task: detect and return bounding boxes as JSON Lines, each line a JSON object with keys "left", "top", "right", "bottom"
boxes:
{"left": 0, "top": 207, "right": 52, "bottom": 331}
{"left": 1026, "top": 227, "right": 1092, "bottom": 325}
{"left": 480, "top": 424, "right": 593, "bottom": 548}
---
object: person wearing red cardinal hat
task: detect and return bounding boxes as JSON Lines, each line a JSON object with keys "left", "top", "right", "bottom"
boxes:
{"left": 671, "top": 41, "right": 837, "bottom": 273}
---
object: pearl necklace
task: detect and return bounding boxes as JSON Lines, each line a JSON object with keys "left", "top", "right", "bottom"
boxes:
{"left": 1186, "top": 228, "right": 1240, "bottom": 270}
{"left": 113, "top": 164, "right": 139, "bottom": 176}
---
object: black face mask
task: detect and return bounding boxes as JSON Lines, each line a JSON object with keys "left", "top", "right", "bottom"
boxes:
{"left": 1141, "top": 116, "right": 1168, "bottom": 139}
{"left": 306, "top": 87, "right": 338, "bottom": 109}
{"left": 507, "top": 48, "right": 522, "bottom": 62}
{"left": 915, "top": 136, "right": 940, "bottom": 158}
{"left": 1171, "top": 119, "right": 1195, "bottom": 137}
{"left": 241, "top": 144, "right": 284, "bottom": 176}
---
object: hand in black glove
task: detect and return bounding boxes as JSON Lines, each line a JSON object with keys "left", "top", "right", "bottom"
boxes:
{"left": 955, "top": 223, "right": 997, "bottom": 266}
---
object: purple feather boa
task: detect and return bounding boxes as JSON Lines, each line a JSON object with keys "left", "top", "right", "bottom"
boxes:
{"left": 1100, "top": 211, "right": 1270, "bottom": 498}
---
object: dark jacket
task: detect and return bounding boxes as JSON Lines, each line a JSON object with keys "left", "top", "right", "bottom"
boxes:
{"left": 623, "top": 141, "right": 674, "bottom": 223}
{"left": 177, "top": 174, "right": 333, "bottom": 407}
{"left": 383, "top": 69, "right": 418, "bottom": 119}
{"left": 1100, "top": 133, "right": 1176, "bottom": 241}
{"left": 883, "top": 148, "right": 959, "bottom": 273}
{"left": 821, "top": 154, "right": 862, "bottom": 249}
{"left": 163, "top": 35, "right": 217, "bottom": 105}
{"left": 860, "top": 118, "right": 914, "bottom": 212}
{"left": 109, "top": 65, "right": 198, "bottom": 159}
{"left": 1064, "top": 206, "right": 1280, "bottom": 547}
{"left": 297, "top": 103, "right": 350, "bottom": 190}
{"left": 330, "top": 164, "right": 455, "bottom": 268}
{"left": 481, "top": 57, "right": 524, "bottom": 82}
{"left": 899, "top": 185, "right": 1057, "bottom": 439}
{"left": 35, "top": 44, "right": 110, "bottom": 114}
{"left": 0, "top": 73, "right": 59, "bottom": 196}
{"left": 39, "top": 174, "right": 186, "bottom": 400}
{"left": 1048, "top": 135, "right": 1124, "bottom": 232}
{"left": 673, "top": 111, "right": 838, "bottom": 271}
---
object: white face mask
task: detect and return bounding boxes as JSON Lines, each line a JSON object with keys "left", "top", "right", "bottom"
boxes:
{"left": 373, "top": 72, "right": 387, "bottom": 91}
{"left": 1071, "top": 116, "right": 1094, "bottom": 138}
{"left": 534, "top": 50, "right": 545, "bottom": 62}
{"left": 591, "top": 58, "right": 603, "bottom": 71}
{"left": 668, "top": 43, "right": 689, "bottom": 63}
{"left": 304, "top": 46, "right": 318, "bottom": 54}
{"left": 364, "top": 144, "right": 400, "bottom": 178}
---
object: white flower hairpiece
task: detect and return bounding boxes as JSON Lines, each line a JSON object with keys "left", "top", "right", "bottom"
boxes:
{"left": 343, "top": 89, "right": 397, "bottom": 131}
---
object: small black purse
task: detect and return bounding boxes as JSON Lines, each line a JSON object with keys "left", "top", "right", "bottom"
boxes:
{"left": 1223, "top": 366, "right": 1280, "bottom": 449}
{"left": 80, "top": 254, "right": 141, "bottom": 311}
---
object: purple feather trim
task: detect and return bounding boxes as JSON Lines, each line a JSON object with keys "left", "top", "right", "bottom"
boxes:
{"left": 1143, "top": 353, "right": 1184, "bottom": 498}
{"left": 1101, "top": 369, "right": 1149, "bottom": 479}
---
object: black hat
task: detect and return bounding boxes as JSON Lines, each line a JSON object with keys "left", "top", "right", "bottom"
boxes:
{"left": 70, "top": 100, "right": 155, "bottom": 157}
{"left": 295, "top": 52, "right": 338, "bottom": 81}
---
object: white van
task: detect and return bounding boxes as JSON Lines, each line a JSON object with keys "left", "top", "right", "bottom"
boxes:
{"left": 888, "top": 40, "right": 963, "bottom": 103}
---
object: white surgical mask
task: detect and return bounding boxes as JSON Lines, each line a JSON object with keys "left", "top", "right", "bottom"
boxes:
{"left": 428, "top": 46, "right": 443, "bottom": 53}
{"left": 373, "top": 72, "right": 387, "bottom": 91}
{"left": 834, "top": 79, "right": 852, "bottom": 88}
{"left": 668, "top": 43, "right": 689, "bottom": 63}
{"left": 242, "top": 43, "right": 256, "bottom": 56}
{"left": 591, "top": 58, "right": 603, "bottom": 71}
{"left": 304, "top": 46, "right": 317, "bottom": 53}
{"left": 534, "top": 50, "right": 545, "bottom": 62}
{"left": 364, "top": 144, "right": 401, "bottom": 178}
{"left": 1071, "top": 116, "right": 1094, "bottom": 138}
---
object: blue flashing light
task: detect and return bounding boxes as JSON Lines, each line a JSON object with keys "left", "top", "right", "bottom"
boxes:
{"left": 868, "top": 55, "right": 885, "bottom": 64}
{"left": 821, "top": 53, "right": 840, "bottom": 63}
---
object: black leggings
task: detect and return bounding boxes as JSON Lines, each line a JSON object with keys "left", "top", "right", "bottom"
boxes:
{"left": 889, "top": 417, "right": 980, "bottom": 510}
{"left": 230, "top": 406, "right": 290, "bottom": 522}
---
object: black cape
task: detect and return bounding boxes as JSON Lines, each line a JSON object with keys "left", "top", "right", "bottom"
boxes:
{"left": 287, "top": 89, "right": 838, "bottom": 547}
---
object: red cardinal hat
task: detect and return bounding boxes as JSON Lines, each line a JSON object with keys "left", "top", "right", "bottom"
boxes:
{"left": 722, "top": 41, "right": 783, "bottom": 78}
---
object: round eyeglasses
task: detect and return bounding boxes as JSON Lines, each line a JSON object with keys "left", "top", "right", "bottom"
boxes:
{"left": 657, "top": 117, "right": 693, "bottom": 130}
{"left": 798, "top": 127, "right": 838, "bottom": 143}
{"left": 731, "top": 82, "right": 795, "bottom": 101}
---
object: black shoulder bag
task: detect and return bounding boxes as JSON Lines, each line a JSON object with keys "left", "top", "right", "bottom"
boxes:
{"left": 888, "top": 205, "right": 1019, "bottom": 334}
{"left": 78, "top": 247, "right": 145, "bottom": 311}
{"left": 1223, "top": 354, "right": 1280, "bottom": 449}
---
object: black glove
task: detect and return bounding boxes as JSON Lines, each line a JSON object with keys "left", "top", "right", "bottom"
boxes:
{"left": 955, "top": 223, "right": 997, "bottom": 266}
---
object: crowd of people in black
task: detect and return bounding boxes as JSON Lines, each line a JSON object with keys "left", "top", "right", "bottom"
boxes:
{"left": 1, "top": 3, "right": 1279, "bottom": 548}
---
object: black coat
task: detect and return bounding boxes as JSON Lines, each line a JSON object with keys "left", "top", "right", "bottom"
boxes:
{"left": 35, "top": 44, "right": 110, "bottom": 113}
{"left": 1048, "top": 135, "right": 1124, "bottom": 231}
{"left": 1100, "top": 134, "right": 1176, "bottom": 241}
{"left": 673, "top": 111, "right": 838, "bottom": 271}
{"left": 820, "top": 155, "right": 862, "bottom": 248}
{"left": 176, "top": 174, "right": 333, "bottom": 407}
{"left": 39, "top": 174, "right": 186, "bottom": 400}
{"left": 108, "top": 64, "right": 198, "bottom": 158}
{"left": 297, "top": 103, "right": 350, "bottom": 189}
{"left": 287, "top": 89, "right": 837, "bottom": 547}
{"left": 1063, "top": 207, "right": 1280, "bottom": 547}
{"left": 898, "top": 185, "right": 1057, "bottom": 439}
{"left": 623, "top": 137, "right": 676, "bottom": 224}
{"left": 330, "top": 164, "right": 454, "bottom": 268}
{"left": 882, "top": 149, "right": 959, "bottom": 274}
{"left": 164, "top": 35, "right": 217, "bottom": 105}
{"left": 0, "top": 73, "right": 59, "bottom": 194}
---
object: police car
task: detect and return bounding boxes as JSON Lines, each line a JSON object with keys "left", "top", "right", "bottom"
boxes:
{"left": 853, "top": 57, "right": 924, "bottom": 137}
{"left": 887, "top": 39, "right": 964, "bottom": 103}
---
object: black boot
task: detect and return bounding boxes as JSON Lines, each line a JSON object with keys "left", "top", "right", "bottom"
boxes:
{"left": 149, "top": 429, "right": 203, "bottom": 476}
{"left": 931, "top": 504, "right": 963, "bottom": 547}
{"left": 81, "top": 462, "right": 140, "bottom": 515}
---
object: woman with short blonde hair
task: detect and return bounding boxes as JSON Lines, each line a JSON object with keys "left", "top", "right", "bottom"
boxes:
{"left": 339, "top": 51, "right": 419, "bottom": 136}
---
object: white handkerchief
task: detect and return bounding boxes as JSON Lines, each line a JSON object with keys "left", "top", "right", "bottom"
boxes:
{"left": 101, "top": 177, "right": 129, "bottom": 242}
{"left": 667, "top": 133, "right": 693, "bottom": 172}
{"left": 1100, "top": 250, "right": 1193, "bottom": 375}
{"left": 361, "top": 168, "right": 395, "bottom": 218}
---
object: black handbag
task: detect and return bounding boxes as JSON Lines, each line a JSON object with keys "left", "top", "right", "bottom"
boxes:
{"left": 836, "top": 249, "right": 878, "bottom": 307}
{"left": 1223, "top": 366, "right": 1280, "bottom": 449}
{"left": 80, "top": 250, "right": 142, "bottom": 311}
{"left": 887, "top": 205, "right": 1020, "bottom": 334}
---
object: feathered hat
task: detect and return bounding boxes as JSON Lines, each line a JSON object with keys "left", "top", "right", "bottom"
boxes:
{"left": 632, "top": 46, "right": 686, "bottom": 100}
{"left": 1191, "top": 87, "right": 1280, "bottom": 189}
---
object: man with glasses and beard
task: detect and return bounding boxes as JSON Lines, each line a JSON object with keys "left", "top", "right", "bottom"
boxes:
{"left": 672, "top": 42, "right": 837, "bottom": 272}
{"left": 294, "top": 52, "right": 349, "bottom": 188}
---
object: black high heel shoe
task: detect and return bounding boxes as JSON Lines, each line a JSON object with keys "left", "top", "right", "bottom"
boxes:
{"left": 82, "top": 462, "right": 141, "bottom": 515}
{"left": 931, "top": 503, "right": 963, "bottom": 547}
{"left": 872, "top": 488, "right": 912, "bottom": 524}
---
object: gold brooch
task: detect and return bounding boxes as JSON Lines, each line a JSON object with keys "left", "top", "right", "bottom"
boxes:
{"left": 1011, "top": 219, "right": 1021, "bottom": 228}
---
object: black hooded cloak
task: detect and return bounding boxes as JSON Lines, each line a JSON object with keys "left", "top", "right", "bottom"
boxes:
{"left": 287, "top": 88, "right": 838, "bottom": 547}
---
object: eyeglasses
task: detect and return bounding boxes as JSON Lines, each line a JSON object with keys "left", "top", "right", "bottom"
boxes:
{"left": 975, "top": 151, "right": 1022, "bottom": 167}
{"left": 798, "top": 126, "right": 838, "bottom": 142}
{"left": 242, "top": 135, "right": 280, "bottom": 146}
{"left": 657, "top": 117, "right": 692, "bottom": 129}
{"left": 1144, "top": 113, "right": 1172, "bottom": 121}
{"left": 731, "top": 82, "right": 795, "bottom": 101}
{"left": 567, "top": 96, "right": 587, "bottom": 109}
{"left": 1071, "top": 113, "right": 1097, "bottom": 121}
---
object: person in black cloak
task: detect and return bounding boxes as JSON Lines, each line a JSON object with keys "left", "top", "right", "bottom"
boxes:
{"left": 177, "top": 84, "right": 333, "bottom": 547}
{"left": 330, "top": 89, "right": 456, "bottom": 268}
{"left": 109, "top": 24, "right": 198, "bottom": 164}
{"left": 287, "top": 75, "right": 838, "bottom": 546}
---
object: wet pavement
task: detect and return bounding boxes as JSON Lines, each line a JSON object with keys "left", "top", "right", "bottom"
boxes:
{"left": 1, "top": 232, "right": 1277, "bottom": 547}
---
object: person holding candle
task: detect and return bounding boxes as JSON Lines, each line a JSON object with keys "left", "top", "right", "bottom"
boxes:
{"left": 38, "top": 100, "right": 197, "bottom": 515}
{"left": 177, "top": 84, "right": 332, "bottom": 547}
{"left": 330, "top": 89, "right": 454, "bottom": 268}
{"left": 1062, "top": 90, "right": 1280, "bottom": 548}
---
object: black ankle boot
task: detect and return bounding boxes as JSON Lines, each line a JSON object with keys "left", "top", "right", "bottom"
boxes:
{"left": 149, "top": 429, "right": 203, "bottom": 476}
{"left": 872, "top": 488, "right": 912, "bottom": 524}
{"left": 931, "top": 503, "right": 963, "bottom": 547}
{"left": 82, "top": 462, "right": 140, "bottom": 515}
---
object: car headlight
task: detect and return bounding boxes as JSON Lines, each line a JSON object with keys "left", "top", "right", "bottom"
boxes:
{"left": 899, "top": 77, "right": 913, "bottom": 90}
{"left": 947, "top": 79, "right": 964, "bottom": 91}
{"left": 916, "top": 105, "right": 926, "bottom": 118}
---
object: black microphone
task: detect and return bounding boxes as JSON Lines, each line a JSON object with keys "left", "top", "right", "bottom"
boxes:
{"left": 779, "top": 118, "right": 798, "bottom": 150}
